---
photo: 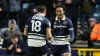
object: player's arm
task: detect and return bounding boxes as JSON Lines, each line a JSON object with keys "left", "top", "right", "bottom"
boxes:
{"left": 67, "top": 18, "right": 74, "bottom": 42}
{"left": 23, "top": 27, "right": 28, "bottom": 37}
{"left": 45, "top": 19, "right": 52, "bottom": 40}
{"left": 23, "top": 19, "right": 30, "bottom": 37}
{"left": 46, "top": 28, "right": 52, "bottom": 40}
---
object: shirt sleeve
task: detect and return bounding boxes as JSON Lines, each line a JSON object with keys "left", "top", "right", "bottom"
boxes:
{"left": 25, "top": 18, "right": 31, "bottom": 28}
{"left": 44, "top": 18, "right": 51, "bottom": 28}
{"left": 67, "top": 18, "right": 75, "bottom": 41}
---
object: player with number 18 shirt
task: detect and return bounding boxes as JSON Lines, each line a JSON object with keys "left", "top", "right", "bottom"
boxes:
{"left": 23, "top": 5, "right": 52, "bottom": 56}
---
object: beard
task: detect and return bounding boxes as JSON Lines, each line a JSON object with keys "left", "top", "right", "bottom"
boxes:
{"left": 56, "top": 13, "right": 63, "bottom": 16}
{"left": 56, "top": 14, "right": 64, "bottom": 19}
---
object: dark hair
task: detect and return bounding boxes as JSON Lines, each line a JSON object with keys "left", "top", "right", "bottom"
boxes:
{"left": 36, "top": 5, "right": 47, "bottom": 13}
{"left": 55, "top": 5, "right": 66, "bottom": 12}
{"left": 11, "top": 33, "right": 19, "bottom": 39}
{"left": 53, "top": 0, "right": 61, "bottom": 4}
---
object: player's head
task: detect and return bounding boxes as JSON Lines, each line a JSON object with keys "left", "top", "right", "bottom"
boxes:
{"left": 36, "top": 5, "right": 47, "bottom": 16}
{"left": 55, "top": 5, "right": 66, "bottom": 17}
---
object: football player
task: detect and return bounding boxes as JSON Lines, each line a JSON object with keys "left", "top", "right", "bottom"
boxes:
{"left": 50, "top": 5, "right": 74, "bottom": 56}
{"left": 23, "top": 5, "right": 52, "bottom": 56}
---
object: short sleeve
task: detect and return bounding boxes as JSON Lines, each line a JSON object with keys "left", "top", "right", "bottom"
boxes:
{"left": 67, "top": 18, "right": 74, "bottom": 30}
{"left": 44, "top": 18, "right": 51, "bottom": 28}
{"left": 25, "top": 18, "right": 31, "bottom": 28}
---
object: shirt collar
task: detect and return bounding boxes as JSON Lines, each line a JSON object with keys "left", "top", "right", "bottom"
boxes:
{"left": 55, "top": 15, "right": 66, "bottom": 21}
{"left": 36, "top": 13, "right": 45, "bottom": 16}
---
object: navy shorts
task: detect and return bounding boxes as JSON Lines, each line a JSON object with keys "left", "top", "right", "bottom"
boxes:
{"left": 51, "top": 44, "right": 71, "bottom": 56}
{"left": 28, "top": 45, "right": 52, "bottom": 56}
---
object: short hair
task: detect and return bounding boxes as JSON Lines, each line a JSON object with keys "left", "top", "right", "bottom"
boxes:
{"left": 55, "top": 5, "right": 66, "bottom": 12}
{"left": 36, "top": 5, "right": 47, "bottom": 13}
{"left": 11, "top": 33, "right": 19, "bottom": 39}
{"left": 53, "top": 0, "right": 60, "bottom": 4}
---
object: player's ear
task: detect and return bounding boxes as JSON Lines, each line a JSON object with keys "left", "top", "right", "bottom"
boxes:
{"left": 63, "top": 11, "right": 65, "bottom": 14}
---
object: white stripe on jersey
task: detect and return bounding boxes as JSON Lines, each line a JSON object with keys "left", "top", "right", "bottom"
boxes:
{"left": 28, "top": 39, "right": 46, "bottom": 47}
{"left": 51, "top": 35, "right": 70, "bottom": 45}
{"left": 25, "top": 25, "right": 28, "bottom": 28}
{"left": 54, "top": 35, "right": 70, "bottom": 38}
{"left": 28, "top": 33, "right": 45, "bottom": 36}
{"left": 28, "top": 35, "right": 45, "bottom": 39}
{"left": 68, "top": 28, "right": 74, "bottom": 30}
{"left": 28, "top": 35, "right": 46, "bottom": 47}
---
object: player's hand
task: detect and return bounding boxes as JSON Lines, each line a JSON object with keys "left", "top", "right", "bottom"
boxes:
{"left": 66, "top": 0, "right": 72, "bottom": 4}
{"left": 67, "top": 38, "right": 71, "bottom": 42}
{"left": 23, "top": 33, "right": 28, "bottom": 37}
{"left": 47, "top": 37, "right": 52, "bottom": 40}
{"left": 67, "top": 37, "right": 74, "bottom": 42}
{"left": 48, "top": 38, "right": 53, "bottom": 43}
{"left": 8, "top": 45, "right": 14, "bottom": 50}
{"left": 66, "top": 37, "right": 73, "bottom": 42}
{"left": 16, "top": 48, "right": 22, "bottom": 53}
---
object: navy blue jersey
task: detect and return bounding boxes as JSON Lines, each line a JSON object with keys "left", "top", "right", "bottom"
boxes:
{"left": 25, "top": 14, "right": 51, "bottom": 47}
{"left": 25, "top": 14, "right": 51, "bottom": 37}
{"left": 51, "top": 17, "right": 73, "bottom": 37}
{"left": 50, "top": 16, "right": 74, "bottom": 45}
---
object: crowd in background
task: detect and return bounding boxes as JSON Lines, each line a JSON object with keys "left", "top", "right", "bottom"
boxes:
{"left": 0, "top": 0, "right": 100, "bottom": 55}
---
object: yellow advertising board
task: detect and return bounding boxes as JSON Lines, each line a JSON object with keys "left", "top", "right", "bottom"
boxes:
{"left": 77, "top": 48, "right": 100, "bottom": 56}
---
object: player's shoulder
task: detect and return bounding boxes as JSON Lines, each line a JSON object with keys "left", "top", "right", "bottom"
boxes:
{"left": 65, "top": 17, "right": 71, "bottom": 21}
{"left": 43, "top": 17, "right": 50, "bottom": 23}
{"left": 43, "top": 17, "right": 48, "bottom": 20}
{"left": 64, "top": 17, "right": 73, "bottom": 25}
{"left": 65, "top": 17, "right": 72, "bottom": 23}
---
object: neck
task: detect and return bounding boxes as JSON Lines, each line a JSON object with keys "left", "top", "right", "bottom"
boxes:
{"left": 57, "top": 15, "right": 64, "bottom": 20}
{"left": 38, "top": 12, "right": 45, "bottom": 16}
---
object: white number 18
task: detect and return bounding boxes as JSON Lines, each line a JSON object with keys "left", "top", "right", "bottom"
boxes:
{"left": 31, "top": 20, "right": 41, "bottom": 32}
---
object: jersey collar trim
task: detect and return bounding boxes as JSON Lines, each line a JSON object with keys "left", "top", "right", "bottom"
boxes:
{"left": 55, "top": 15, "right": 66, "bottom": 21}
{"left": 37, "top": 13, "right": 45, "bottom": 16}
